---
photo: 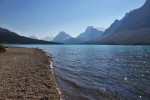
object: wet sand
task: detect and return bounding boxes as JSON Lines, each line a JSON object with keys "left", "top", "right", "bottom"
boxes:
{"left": 0, "top": 47, "right": 60, "bottom": 100}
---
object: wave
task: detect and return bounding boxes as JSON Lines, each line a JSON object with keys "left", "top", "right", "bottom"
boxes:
{"left": 58, "top": 76, "right": 83, "bottom": 89}
{"left": 57, "top": 75, "right": 121, "bottom": 100}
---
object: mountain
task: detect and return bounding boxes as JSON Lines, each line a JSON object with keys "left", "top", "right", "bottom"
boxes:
{"left": 52, "top": 26, "right": 104, "bottom": 44}
{"left": 63, "top": 38, "right": 84, "bottom": 44}
{"left": 101, "top": 20, "right": 121, "bottom": 39}
{"left": 93, "top": 0, "right": 150, "bottom": 45}
{"left": 0, "top": 27, "right": 60, "bottom": 44}
{"left": 52, "top": 31, "right": 73, "bottom": 43}
{"left": 76, "top": 26, "right": 104, "bottom": 41}
{"left": 41, "top": 36, "right": 54, "bottom": 41}
{"left": 28, "top": 35, "right": 38, "bottom": 39}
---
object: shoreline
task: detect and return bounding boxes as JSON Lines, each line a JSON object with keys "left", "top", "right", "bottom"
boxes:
{"left": 44, "top": 50, "right": 63, "bottom": 100}
{"left": 0, "top": 47, "right": 61, "bottom": 99}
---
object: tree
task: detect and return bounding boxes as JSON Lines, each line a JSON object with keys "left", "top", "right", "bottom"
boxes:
{"left": 0, "top": 43, "right": 6, "bottom": 52}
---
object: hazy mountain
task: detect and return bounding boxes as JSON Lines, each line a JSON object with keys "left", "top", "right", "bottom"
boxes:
{"left": 93, "top": 0, "right": 150, "bottom": 45}
{"left": 41, "top": 36, "right": 54, "bottom": 41}
{"left": 63, "top": 38, "right": 84, "bottom": 44}
{"left": 0, "top": 27, "right": 59, "bottom": 44}
{"left": 53, "top": 31, "right": 73, "bottom": 43}
{"left": 76, "top": 26, "right": 104, "bottom": 42}
{"left": 28, "top": 35, "right": 38, "bottom": 39}
{"left": 53, "top": 26, "right": 104, "bottom": 44}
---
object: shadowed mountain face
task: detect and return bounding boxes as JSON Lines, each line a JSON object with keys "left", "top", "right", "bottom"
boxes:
{"left": 0, "top": 27, "right": 59, "bottom": 44}
{"left": 114, "top": 0, "right": 150, "bottom": 33}
{"left": 52, "top": 31, "right": 73, "bottom": 43}
{"left": 92, "top": 0, "right": 150, "bottom": 45}
{"left": 76, "top": 26, "right": 104, "bottom": 41}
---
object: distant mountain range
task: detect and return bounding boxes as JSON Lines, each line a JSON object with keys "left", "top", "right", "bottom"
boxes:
{"left": 0, "top": 0, "right": 149, "bottom": 45}
{"left": 52, "top": 26, "right": 104, "bottom": 44}
{"left": 0, "top": 27, "right": 59, "bottom": 44}
{"left": 53, "top": 0, "right": 150, "bottom": 45}
{"left": 29, "top": 35, "right": 54, "bottom": 41}
{"left": 90, "top": 0, "right": 150, "bottom": 45}
{"left": 41, "top": 36, "right": 54, "bottom": 41}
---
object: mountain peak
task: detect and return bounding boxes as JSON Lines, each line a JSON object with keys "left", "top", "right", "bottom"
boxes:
{"left": 77, "top": 26, "right": 104, "bottom": 41}
{"left": 59, "top": 31, "right": 67, "bottom": 35}
{"left": 56, "top": 31, "right": 71, "bottom": 37}
{"left": 114, "top": 19, "right": 120, "bottom": 23}
{"left": 85, "top": 26, "right": 98, "bottom": 33}
{"left": 53, "top": 31, "right": 72, "bottom": 43}
{"left": 85, "top": 26, "right": 95, "bottom": 32}
{"left": 86, "top": 26, "right": 94, "bottom": 29}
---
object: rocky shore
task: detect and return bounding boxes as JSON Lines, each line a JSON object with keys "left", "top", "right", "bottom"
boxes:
{"left": 0, "top": 47, "right": 60, "bottom": 100}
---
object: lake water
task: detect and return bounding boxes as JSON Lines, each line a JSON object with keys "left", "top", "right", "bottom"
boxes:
{"left": 6, "top": 45, "right": 150, "bottom": 100}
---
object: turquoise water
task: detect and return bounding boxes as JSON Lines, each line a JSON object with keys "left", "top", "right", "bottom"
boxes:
{"left": 6, "top": 45, "right": 150, "bottom": 100}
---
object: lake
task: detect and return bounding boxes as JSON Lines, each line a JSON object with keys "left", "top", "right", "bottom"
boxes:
{"left": 6, "top": 45, "right": 150, "bottom": 100}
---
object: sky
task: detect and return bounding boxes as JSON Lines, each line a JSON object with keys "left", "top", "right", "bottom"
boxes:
{"left": 0, "top": 0, "right": 146, "bottom": 38}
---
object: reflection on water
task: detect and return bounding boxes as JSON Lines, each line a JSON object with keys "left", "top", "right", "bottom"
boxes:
{"left": 6, "top": 45, "right": 150, "bottom": 100}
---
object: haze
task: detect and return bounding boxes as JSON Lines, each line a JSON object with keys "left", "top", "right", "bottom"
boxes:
{"left": 0, "top": 0, "right": 146, "bottom": 38}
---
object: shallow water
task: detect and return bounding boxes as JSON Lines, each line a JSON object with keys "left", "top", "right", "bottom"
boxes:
{"left": 6, "top": 45, "right": 150, "bottom": 100}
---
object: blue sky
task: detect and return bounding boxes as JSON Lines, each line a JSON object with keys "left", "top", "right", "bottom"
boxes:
{"left": 0, "top": 0, "right": 146, "bottom": 38}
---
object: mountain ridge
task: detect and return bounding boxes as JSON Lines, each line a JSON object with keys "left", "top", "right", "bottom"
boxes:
{"left": 91, "top": 0, "right": 150, "bottom": 45}
{"left": 0, "top": 27, "right": 60, "bottom": 44}
{"left": 52, "top": 26, "right": 104, "bottom": 44}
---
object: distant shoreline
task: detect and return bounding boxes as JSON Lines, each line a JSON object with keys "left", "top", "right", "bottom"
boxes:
{"left": 0, "top": 47, "right": 60, "bottom": 99}
{"left": 3, "top": 43, "right": 150, "bottom": 46}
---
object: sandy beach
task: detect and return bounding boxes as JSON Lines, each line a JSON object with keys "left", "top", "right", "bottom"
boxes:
{"left": 0, "top": 47, "right": 60, "bottom": 100}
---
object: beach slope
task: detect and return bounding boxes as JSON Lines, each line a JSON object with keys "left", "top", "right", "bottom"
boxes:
{"left": 0, "top": 47, "right": 60, "bottom": 100}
